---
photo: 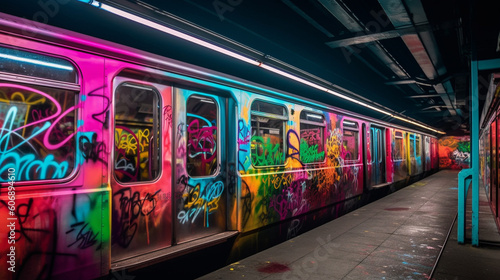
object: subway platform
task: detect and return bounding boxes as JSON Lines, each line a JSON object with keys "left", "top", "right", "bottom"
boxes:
{"left": 197, "top": 170, "right": 500, "bottom": 280}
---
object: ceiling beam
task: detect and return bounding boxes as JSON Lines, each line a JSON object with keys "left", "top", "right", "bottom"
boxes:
{"left": 318, "top": 0, "right": 415, "bottom": 84}
{"left": 378, "top": 0, "right": 458, "bottom": 116}
{"left": 325, "top": 24, "right": 430, "bottom": 48}
{"left": 405, "top": 94, "right": 441, "bottom": 98}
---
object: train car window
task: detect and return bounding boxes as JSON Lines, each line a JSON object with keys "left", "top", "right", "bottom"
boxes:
{"left": 370, "top": 128, "right": 375, "bottom": 163}
{"left": 114, "top": 83, "right": 161, "bottom": 183}
{"left": 186, "top": 95, "right": 218, "bottom": 177}
{"left": 0, "top": 45, "right": 77, "bottom": 83}
{"left": 394, "top": 131, "right": 404, "bottom": 160}
{"left": 342, "top": 120, "right": 359, "bottom": 162}
{"left": 378, "top": 130, "right": 383, "bottom": 164}
{"left": 410, "top": 134, "right": 415, "bottom": 158}
{"left": 251, "top": 100, "right": 287, "bottom": 167}
{"left": 299, "top": 111, "right": 325, "bottom": 163}
{"left": 416, "top": 136, "right": 421, "bottom": 157}
{"left": 0, "top": 84, "right": 77, "bottom": 182}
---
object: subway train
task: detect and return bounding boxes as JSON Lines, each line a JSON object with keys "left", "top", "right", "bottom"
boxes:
{"left": 0, "top": 11, "right": 439, "bottom": 279}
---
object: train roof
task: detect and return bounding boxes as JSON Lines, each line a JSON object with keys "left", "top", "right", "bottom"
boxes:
{"left": 0, "top": 12, "right": 437, "bottom": 138}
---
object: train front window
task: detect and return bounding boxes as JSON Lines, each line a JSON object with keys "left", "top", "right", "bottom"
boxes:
{"left": 186, "top": 95, "right": 218, "bottom": 177}
{"left": 299, "top": 111, "right": 325, "bottom": 164}
{"left": 114, "top": 83, "right": 161, "bottom": 183}
{"left": 342, "top": 120, "right": 359, "bottom": 162}
{"left": 251, "top": 100, "right": 287, "bottom": 167}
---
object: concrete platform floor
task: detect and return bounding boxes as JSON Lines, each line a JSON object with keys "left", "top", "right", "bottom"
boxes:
{"left": 432, "top": 177, "right": 500, "bottom": 280}
{"left": 197, "top": 170, "right": 500, "bottom": 280}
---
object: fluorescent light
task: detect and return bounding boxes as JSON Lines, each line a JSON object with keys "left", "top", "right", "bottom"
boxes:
{"left": 123, "top": 83, "right": 153, "bottom": 91}
{"left": 306, "top": 113, "right": 323, "bottom": 120}
{"left": 0, "top": 53, "right": 74, "bottom": 71}
{"left": 98, "top": 3, "right": 260, "bottom": 66}
{"left": 78, "top": 1, "right": 445, "bottom": 135}
{"left": 343, "top": 120, "right": 357, "bottom": 126}
{"left": 199, "top": 99, "right": 214, "bottom": 104}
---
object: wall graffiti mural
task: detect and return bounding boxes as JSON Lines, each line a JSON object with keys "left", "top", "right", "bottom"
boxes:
{"left": 438, "top": 136, "right": 470, "bottom": 169}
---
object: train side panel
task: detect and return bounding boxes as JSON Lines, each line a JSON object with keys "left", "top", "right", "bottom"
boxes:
{"left": 237, "top": 91, "right": 363, "bottom": 232}
{"left": 0, "top": 36, "right": 110, "bottom": 279}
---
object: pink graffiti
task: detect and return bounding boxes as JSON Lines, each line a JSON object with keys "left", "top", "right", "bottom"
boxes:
{"left": 269, "top": 178, "right": 309, "bottom": 220}
{"left": 300, "top": 128, "right": 321, "bottom": 146}
{"left": 43, "top": 105, "right": 82, "bottom": 150}
{"left": 187, "top": 119, "right": 217, "bottom": 163}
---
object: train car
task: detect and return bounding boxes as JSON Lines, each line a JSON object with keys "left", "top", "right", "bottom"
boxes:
{"left": 0, "top": 12, "right": 438, "bottom": 279}
{"left": 479, "top": 75, "right": 500, "bottom": 231}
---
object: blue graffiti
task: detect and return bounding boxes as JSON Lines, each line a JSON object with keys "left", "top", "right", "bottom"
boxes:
{"left": 0, "top": 106, "right": 70, "bottom": 182}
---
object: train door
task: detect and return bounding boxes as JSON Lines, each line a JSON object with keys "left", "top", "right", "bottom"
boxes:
{"left": 496, "top": 116, "right": 500, "bottom": 219}
{"left": 491, "top": 119, "right": 497, "bottom": 217}
{"left": 424, "top": 136, "right": 431, "bottom": 171}
{"left": 111, "top": 76, "right": 173, "bottom": 262}
{"left": 406, "top": 132, "right": 412, "bottom": 175}
{"left": 370, "top": 126, "right": 386, "bottom": 186}
{"left": 173, "top": 88, "right": 228, "bottom": 243}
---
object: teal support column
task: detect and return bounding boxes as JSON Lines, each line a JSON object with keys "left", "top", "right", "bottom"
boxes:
{"left": 471, "top": 60, "right": 479, "bottom": 246}
{"left": 457, "top": 169, "right": 473, "bottom": 243}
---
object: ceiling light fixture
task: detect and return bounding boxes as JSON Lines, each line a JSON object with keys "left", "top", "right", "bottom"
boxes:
{"left": 76, "top": 0, "right": 445, "bottom": 135}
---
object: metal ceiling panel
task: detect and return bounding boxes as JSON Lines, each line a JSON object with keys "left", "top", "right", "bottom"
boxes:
{"left": 378, "top": 0, "right": 457, "bottom": 115}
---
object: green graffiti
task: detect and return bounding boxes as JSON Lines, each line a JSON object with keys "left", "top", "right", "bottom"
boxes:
{"left": 457, "top": 141, "right": 470, "bottom": 153}
{"left": 251, "top": 136, "right": 284, "bottom": 166}
{"left": 300, "top": 139, "right": 325, "bottom": 163}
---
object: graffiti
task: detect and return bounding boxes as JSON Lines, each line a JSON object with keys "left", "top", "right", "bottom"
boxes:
{"left": 115, "top": 158, "right": 135, "bottom": 173}
{"left": 300, "top": 128, "right": 322, "bottom": 146}
{"left": 114, "top": 126, "right": 154, "bottom": 182}
{"left": 0, "top": 84, "right": 76, "bottom": 182}
{"left": 112, "top": 188, "right": 161, "bottom": 248}
{"left": 66, "top": 193, "right": 102, "bottom": 250}
{"left": 269, "top": 177, "right": 309, "bottom": 220}
{"left": 78, "top": 132, "right": 106, "bottom": 164}
{"left": 177, "top": 181, "right": 224, "bottom": 227}
{"left": 66, "top": 222, "right": 99, "bottom": 249}
{"left": 251, "top": 135, "right": 284, "bottom": 166}
{"left": 241, "top": 181, "right": 253, "bottom": 228}
{"left": 300, "top": 139, "right": 325, "bottom": 163}
{"left": 163, "top": 105, "right": 172, "bottom": 128}
{"left": 186, "top": 119, "right": 217, "bottom": 162}
{"left": 439, "top": 136, "right": 470, "bottom": 169}
{"left": 287, "top": 218, "right": 304, "bottom": 239}
{"left": 0, "top": 197, "right": 78, "bottom": 279}
{"left": 87, "top": 86, "right": 110, "bottom": 129}
{"left": 238, "top": 119, "right": 251, "bottom": 171}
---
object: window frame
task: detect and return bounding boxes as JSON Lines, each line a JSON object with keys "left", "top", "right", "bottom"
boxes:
{"left": 378, "top": 129, "right": 384, "bottom": 164}
{"left": 0, "top": 46, "right": 81, "bottom": 186}
{"left": 410, "top": 134, "right": 416, "bottom": 159}
{"left": 185, "top": 94, "right": 220, "bottom": 178}
{"left": 394, "top": 131, "right": 405, "bottom": 161}
{"left": 416, "top": 135, "right": 421, "bottom": 157}
{"left": 112, "top": 80, "right": 162, "bottom": 185}
{"left": 250, "top": 99, "right": 288, "bottom": 168}
{"left": 342, "top": 119, "right": 360, "bottom": 163}
{"left": 299, "top": 110, "right": 326, "bottom": 164}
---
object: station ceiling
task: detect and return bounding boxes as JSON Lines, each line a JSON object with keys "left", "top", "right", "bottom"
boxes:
{"left": 2, "top": 0, "right": 500, "bottom": 135}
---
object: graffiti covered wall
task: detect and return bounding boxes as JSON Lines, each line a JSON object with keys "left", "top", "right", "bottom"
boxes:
{"left": 438, "top": 136, "right": 470, "bottom": 169}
